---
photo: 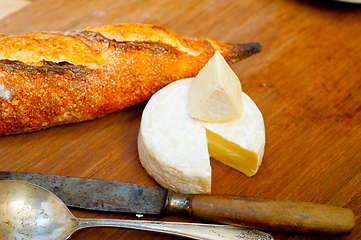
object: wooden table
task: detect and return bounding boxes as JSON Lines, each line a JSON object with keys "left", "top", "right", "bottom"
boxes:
{"left": 0, "top": 0, "right": 360, "bottom": 239}
{"left": 0, "top": 0, "right": 29, "bottom": 20}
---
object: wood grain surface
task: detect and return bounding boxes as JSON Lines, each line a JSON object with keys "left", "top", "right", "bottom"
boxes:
{"left": 0, "top": 0, "right": 29, "bottom": 19}
{"left": 0, "top": 0, "right": 360, "bottom": 239}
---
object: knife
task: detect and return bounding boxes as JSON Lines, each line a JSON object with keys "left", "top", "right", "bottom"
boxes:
{"left": 0, "top": 171, "right": 355, "bottom": 235}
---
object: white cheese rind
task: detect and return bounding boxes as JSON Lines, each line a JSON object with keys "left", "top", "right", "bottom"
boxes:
{"left": 138, "top": 78, "right": 265, "bottom": 194}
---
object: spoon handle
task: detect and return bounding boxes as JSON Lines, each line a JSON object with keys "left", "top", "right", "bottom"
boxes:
{"left": 71, "top": 218, "right": 273, "bottom": 240}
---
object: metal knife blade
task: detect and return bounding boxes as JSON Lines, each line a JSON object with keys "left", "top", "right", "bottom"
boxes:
{"left": 0, "top": 171, "right": 167, "bottom": 215}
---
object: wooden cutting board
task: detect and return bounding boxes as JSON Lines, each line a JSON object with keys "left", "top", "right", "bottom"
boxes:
{"left": 0, "top": 0, "right": 360, "bottom": 239}
{"left": 0, "top": 0, "right": 29, "bottom": 19}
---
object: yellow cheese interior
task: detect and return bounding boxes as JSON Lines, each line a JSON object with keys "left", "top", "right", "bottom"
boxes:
{"left": 188, "top": 51, "right": 243, "bottom": 122}
{"left": 205, "top": 128, "right": 259, "bottom": 177}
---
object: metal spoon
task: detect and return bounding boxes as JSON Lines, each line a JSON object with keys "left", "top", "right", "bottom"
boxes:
{"left": 0, "top": 180, "right": 273, "bottom": 240}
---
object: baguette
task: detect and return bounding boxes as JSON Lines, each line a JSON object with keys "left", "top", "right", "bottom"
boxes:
{"left": 0, "top": 23, "right": 262, "bottom": 136}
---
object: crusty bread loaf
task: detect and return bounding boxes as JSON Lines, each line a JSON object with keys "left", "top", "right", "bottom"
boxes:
{"left": 0, "top": 23, "right": 262, "bottom": 136}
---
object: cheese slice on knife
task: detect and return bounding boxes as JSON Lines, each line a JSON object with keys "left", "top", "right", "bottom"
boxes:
{"left": 138, "top": 78, "right": 265, "bottom": 194}
{"left": 188, "top": 51, "right": 243, "bottom": 122}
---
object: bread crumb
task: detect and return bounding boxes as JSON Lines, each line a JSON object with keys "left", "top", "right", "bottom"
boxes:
{"left": 0, "top": 84, "right": 11, "bottom": 102}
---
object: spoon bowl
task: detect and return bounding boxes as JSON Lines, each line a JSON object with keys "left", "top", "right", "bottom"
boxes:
{"left": 0, "top": 180, "right": 75, "bottom": 239}
{"left": 0, "top": 180, "right": 273, "bottom": 240}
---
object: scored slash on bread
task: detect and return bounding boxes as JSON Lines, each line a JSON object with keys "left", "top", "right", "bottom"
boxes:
{"left": 0, "top": 23, "right": 262, "bottom": 136}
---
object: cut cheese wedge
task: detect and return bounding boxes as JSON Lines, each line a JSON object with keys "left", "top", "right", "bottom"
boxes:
{"left": 138, "top": 78, "right": 265, "bottom": 194}
{"left": 188, "top": 51, "right": 243, "bottom": 122}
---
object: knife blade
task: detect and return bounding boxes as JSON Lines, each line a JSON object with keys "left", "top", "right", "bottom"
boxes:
{"left": 0, "top": 171, "right": 355, "bottom": 235}
{"left": 0, "top": 171, "right": 166, "bottom": 214}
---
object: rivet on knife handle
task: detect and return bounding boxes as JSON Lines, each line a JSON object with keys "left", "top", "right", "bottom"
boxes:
{"left": 165, "top": 192, "right": 356, "bottom": 235}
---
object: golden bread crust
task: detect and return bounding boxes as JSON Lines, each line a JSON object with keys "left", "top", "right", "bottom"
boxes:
{"left": 0, "top": 23, "right": 262, "bottom": 136}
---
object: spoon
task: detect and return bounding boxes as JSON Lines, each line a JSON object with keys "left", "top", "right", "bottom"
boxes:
{"left": 0, "top": 180, "right": 273, "bottom": 240}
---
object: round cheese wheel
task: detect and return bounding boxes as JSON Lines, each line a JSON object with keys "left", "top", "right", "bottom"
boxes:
{"left": 138, "top": 78, "right": 265, "bottom": 194}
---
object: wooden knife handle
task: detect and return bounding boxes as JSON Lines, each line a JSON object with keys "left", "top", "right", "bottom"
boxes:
{"left": 166, "top": 192, "right": 356, "bottom": 235}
